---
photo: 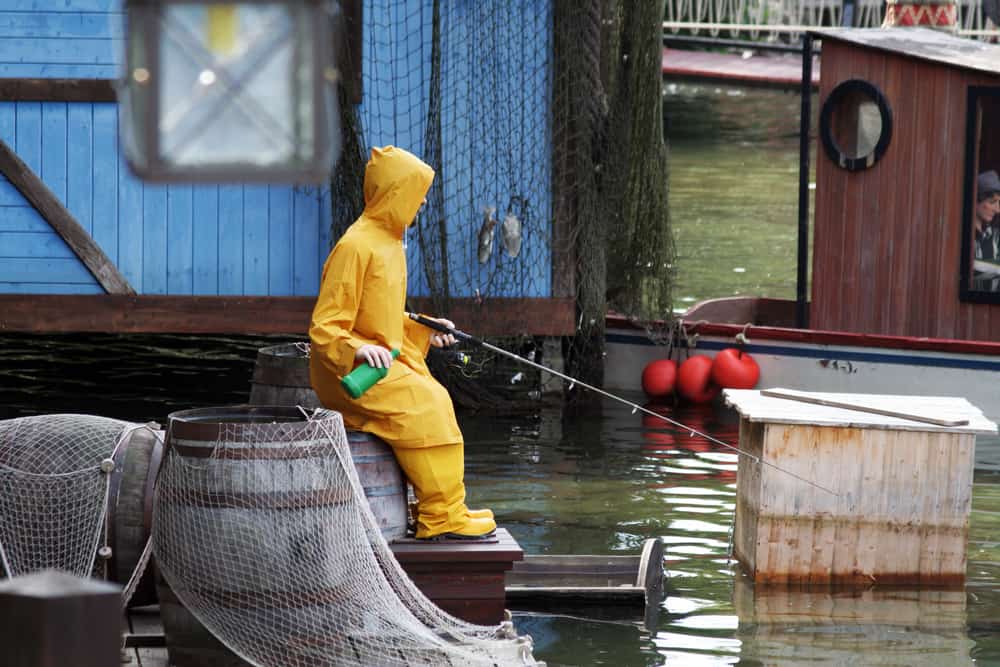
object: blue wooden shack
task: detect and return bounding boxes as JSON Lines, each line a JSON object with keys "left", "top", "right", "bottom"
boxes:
{"left": 0, "top": 0, "right": 573, "bottom": 336}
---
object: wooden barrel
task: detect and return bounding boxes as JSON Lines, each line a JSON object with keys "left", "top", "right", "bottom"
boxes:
{"left": 248, "top": 342, "right": 320, "bottom": 408}
{"left": 156, "top": 571, "right": 249, "bottom": 667}
{"left": 107, "top": 423, "right": 164, "bottom": 607}
{"left": 154, "top": 406, "right": 407, "bottom": 667}
{"left": 247, "top": 342, "right": 407, "bottom": 540}
{"left": 0, "top": 420, "right": 163, "bottom": 606}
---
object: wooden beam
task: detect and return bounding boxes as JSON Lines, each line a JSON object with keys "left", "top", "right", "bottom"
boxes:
{"left": 0, "top": 139, "right": 134, "bottom": 295}
{"left": 0, "top": 296, "right": 311, "bottom": 334}
{"left": 0, "top": 79, "right": 116, "bottom": 102}
{"left": 407, "top": 297, "right": 576, "bottom": 336}
{"left": 0, "top": 295, "right": 577, "bottom": 336}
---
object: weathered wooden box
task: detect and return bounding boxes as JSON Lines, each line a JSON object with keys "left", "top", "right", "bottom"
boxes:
{"left": 725, "top": 389, "right": 997, "bottom": 586}
{"left": 391, "top": 528, "right": 524, "bottom": 624}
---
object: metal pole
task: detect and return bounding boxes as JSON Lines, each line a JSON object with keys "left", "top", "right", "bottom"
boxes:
{"left": 842, "top": 0, "right": 857, "bottom": 26}
{"left": 796, "top": 33, "right": 814, "bottom": 329}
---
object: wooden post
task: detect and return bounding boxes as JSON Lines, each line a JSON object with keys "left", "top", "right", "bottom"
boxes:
{"left": 0, "top": 569, "right": 122, "bottom": 667}
{"left": 0, "top": 139, "right": 134, "bottom": 295}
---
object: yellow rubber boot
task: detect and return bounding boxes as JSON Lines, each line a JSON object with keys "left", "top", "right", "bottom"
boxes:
{"left": 467, "top": 508, "right": 494, "bottom": 520}
{"left": 393, "top": 443, "right": 496, "bottom": 539}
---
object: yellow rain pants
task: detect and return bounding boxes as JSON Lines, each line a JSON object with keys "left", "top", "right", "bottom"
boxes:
{"left": 393, "top": 444, "right": 496, "bottom": 538}
{"left": 309, "top": 145, "right": 494, "bottom": 538}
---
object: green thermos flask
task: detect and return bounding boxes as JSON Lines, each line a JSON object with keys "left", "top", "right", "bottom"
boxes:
{"left": 341, "top": 349, "right": 400, "bottom": 399}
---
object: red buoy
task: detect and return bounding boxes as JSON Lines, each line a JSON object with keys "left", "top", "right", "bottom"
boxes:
{"left": 676, "top": 355, "right": 720, "bottom": 404}
{"left": 710, "top": 348, "right": 760, "bottom": 389}
{"left": 641, "top": 359, "right": 677, "bottom": 398}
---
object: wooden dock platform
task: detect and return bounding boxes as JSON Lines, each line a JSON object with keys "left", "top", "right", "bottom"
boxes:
{"left": 123, "top": 533, "right": 667, "bottom": 665}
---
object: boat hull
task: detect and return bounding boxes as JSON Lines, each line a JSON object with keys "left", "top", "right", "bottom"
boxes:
{"left": 606, "top": 320, "right": 1000, "bottom": 421}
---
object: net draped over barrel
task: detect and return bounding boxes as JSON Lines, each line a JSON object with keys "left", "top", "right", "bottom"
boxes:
{"left": 0, "top": 414, "right": 162, "bottom": 607}
{"left": 152, "top": 406, "right": 540, "bottom": 666}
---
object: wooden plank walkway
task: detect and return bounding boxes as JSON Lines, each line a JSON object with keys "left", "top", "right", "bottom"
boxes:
{"left": 662, "top": 47, "right": 820, "bottom": 89}
{"left": 124, "top": 607, "right": 168, "bottom": 667}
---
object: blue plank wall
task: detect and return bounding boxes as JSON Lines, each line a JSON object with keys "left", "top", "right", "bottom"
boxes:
{"left": 359, "top": 0, "right": 552, "bottom": 300}
{"left": 0, "top": 1, "right": 551, "bottom": 299}
{"left": 0, "top": 1, "right": 332, "bottom": 296}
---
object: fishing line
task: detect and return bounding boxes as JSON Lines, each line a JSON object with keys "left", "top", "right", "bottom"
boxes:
{"left": 407, "top": 312, "right": 838, "bottom": 496}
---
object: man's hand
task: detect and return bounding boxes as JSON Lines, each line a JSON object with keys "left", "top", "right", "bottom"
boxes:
{"left": 428, "top": 318, "right": 457, "bottom": 348}
{"left": 356, "top": 344, "right": 394, "bottom": 368}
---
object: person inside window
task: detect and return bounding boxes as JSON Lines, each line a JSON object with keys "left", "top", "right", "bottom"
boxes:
{"left": 973, "top": 169, "right": 1000, "bottom": 291}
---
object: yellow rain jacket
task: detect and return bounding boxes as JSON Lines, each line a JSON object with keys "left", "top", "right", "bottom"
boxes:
{"left": 309, "top": 146, "right": 463, "bottom": 448}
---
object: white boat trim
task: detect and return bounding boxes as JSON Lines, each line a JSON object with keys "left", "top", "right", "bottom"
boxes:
{"left": 605, "top": 323, "right": 1000, "bottom": 421}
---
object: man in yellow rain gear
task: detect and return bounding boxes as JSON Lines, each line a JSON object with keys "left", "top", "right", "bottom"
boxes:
{"left": 309, "top": 145, "right": 496, "bottom": 540}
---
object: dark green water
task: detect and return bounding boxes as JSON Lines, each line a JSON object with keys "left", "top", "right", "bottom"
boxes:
{"left": 473, "top": 398, "right": 1000, "bottom": 666}
{"left": 3, "top": 82, "right": 1000, "bottom": 666}
{"left": 664, "top": 82, "right": 814, "bottom": 309}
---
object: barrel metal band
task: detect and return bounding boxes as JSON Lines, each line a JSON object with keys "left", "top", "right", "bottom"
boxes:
{"left": 162, "top": 488, "right": 352, "bottom": 510}
{"left": 143, "top": 427, "right": 165, "bottom": 536}
{"left": 105, "top": 429, "right": 132, "bottom": 584}
{"left": 171, "top": 443, "right": 333, "bottom": 460}
{"left": 176, "top": 583, "right": 354, "bottom": 610}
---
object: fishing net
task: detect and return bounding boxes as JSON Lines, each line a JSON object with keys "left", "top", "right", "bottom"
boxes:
{"left": 0, "top": 414, "right": 155, "bottom": 599}
{"left": 330, "top": 1, "right": 675, "bottom": 402}
{"left": 153, "top": 408, "right": 541, "bottom": 666}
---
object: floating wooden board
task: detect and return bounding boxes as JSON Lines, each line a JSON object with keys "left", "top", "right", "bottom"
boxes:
{"left": 725, "top": 388, "right": 997, "bottom": 435}
{"left": 505, "top": 537, "right": 664, "bottom": 607}
{"left": 760, "top": 388, "right": 969, "bottom": 427}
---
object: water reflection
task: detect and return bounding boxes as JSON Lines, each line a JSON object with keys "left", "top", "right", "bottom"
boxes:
{"left": 468, "top": 393, "right": 1000, "bottom": 666}
{"left": 733, "top": 577, "right": 973, "bottom": 665}
{"left": 664, "top": 83, "right": 816, "bottom": 310}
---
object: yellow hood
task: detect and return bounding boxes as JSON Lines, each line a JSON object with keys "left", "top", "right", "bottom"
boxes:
{"left": 362, "top": 146, "right": 435, "bottom": 237}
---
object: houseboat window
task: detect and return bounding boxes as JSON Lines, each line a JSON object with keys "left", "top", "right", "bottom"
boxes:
{"left": 819, "top": 79, "right": 892, "bottom": 172}
{"left": 960, "top": 87, "right": 1000, "bottom": 302}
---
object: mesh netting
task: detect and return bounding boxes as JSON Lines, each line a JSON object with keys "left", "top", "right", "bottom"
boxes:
{"left": 153, "top": 408, "right": 541, "bottom": 666}
{"left": 342, "top": 0, "right": 551, "bottom": 313}
{"left": 0, "top": 415, "right": 133, "bottom": 580}
{"left": 331, "top": 0, "right": 675, "bottom": 399}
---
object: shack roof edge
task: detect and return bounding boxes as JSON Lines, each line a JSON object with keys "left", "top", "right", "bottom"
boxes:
{"left": 807, "top": 27, "right": 1000, "bottom": 76}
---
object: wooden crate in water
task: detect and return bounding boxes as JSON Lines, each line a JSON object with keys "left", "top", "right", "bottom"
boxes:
{"left": 724, "top": 389, "right": 998, "bottom": 586}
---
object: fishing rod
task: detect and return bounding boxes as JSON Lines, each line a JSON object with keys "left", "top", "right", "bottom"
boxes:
{"left": 407, "top": 312, "right": 838, "bottom": 496}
